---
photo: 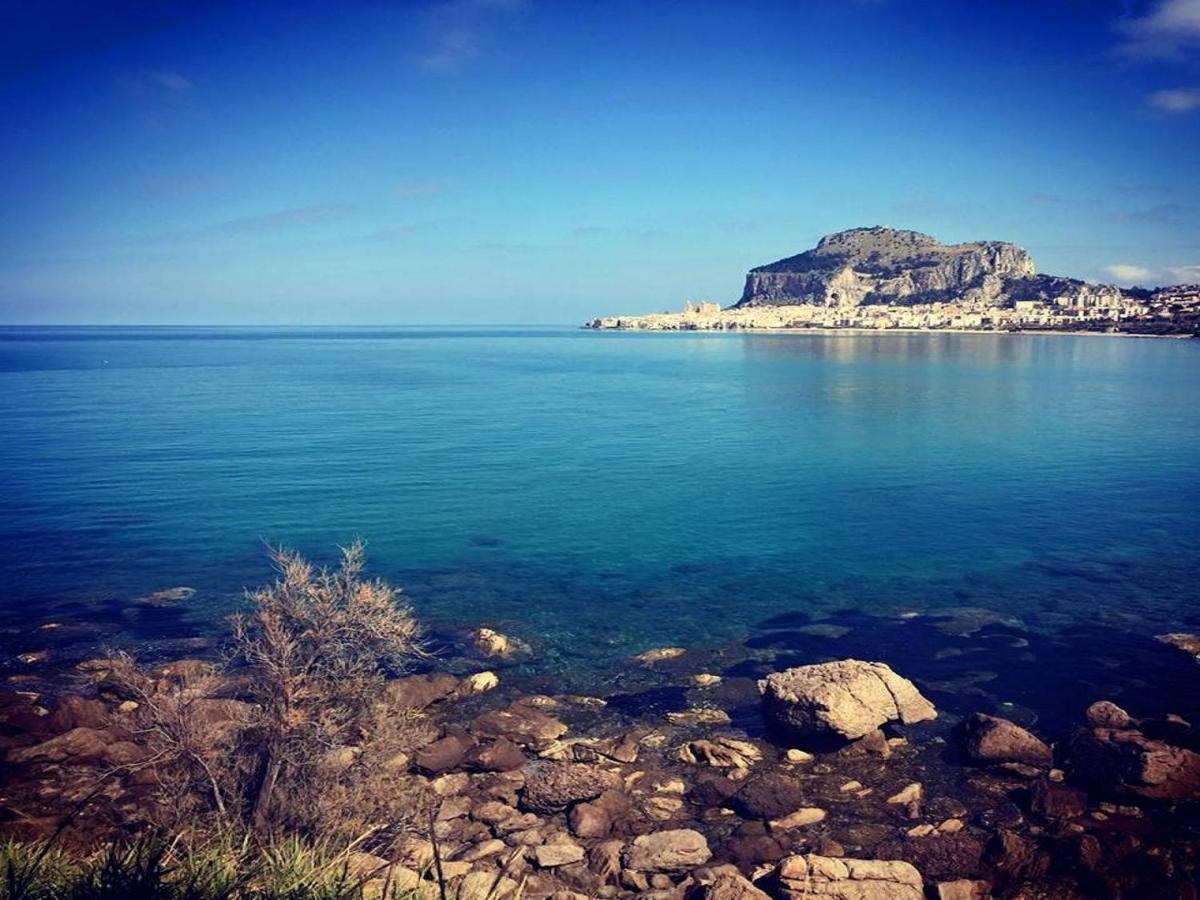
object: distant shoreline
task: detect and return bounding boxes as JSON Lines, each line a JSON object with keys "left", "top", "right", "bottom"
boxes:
{"left": 587, "top": 325, "right": 1196, "bottom": 340}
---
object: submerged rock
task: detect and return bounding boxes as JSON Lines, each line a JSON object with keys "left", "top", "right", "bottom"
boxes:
{"left": 636, "top": 647, "right": 687, "bottom": 664}
{"left": 775, "top": 854, "right": 923, "bottom": 900}
{"left": 624, "top": 829, "right": 712, "bottom": 872}
{"left": 521, "top": 762, "right": 621, "bottom": 813}
{"left": 959, "top": 713, "right": 1052, "bottom": 766}
{"left": 758, "top": 659, "right": 936, "bottom": 741}
{"left": 1066, "top": 724, "right": 1200, "bottom": 800}
{"left": 1157, "top": 633, "right": 1200, "bottom": 661}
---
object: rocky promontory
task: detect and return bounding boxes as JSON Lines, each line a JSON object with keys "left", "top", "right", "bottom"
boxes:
{"left": 588, "top": 226, "right": 1200, "bottom": 334}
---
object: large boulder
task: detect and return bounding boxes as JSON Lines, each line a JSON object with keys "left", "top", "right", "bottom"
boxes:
{"left": 624, "top": 829, "right": 712, "bottom": 872}
{"left": 775, "top": 854, "right": 923, "bottom": 900}
{"left": 1065, "top": 725, "right": 1200, "bottom": 800}
{"left": 958, "top": 713, "right": 1052, "bottom": 766}
{"left": 759, "top": 660, "right": 936, "bottom": 741}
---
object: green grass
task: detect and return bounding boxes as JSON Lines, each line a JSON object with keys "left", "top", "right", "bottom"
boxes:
{"left": 0, "top": 837, "right": 423, "bottom": 900}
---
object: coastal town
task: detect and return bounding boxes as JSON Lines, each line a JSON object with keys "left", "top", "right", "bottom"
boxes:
{"left": 589, "top": 283, "right": 1200, "bottom": 335}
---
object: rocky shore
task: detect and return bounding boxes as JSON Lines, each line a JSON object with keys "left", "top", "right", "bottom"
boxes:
{"left": 4, "top": 621, "right": 1199, "bottom": 899}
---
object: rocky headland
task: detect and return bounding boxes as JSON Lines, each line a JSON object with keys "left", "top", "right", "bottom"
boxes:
{"left": 588, "top": 227, "right": 1200, "bottom": 335}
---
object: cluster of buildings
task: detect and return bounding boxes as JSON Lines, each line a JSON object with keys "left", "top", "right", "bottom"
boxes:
{"left": 589, "top": 288, "right": 1200, "bottom": 334}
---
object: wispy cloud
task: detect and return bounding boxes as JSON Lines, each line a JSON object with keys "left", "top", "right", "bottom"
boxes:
{"left": 393, "top": 178, "right": 454, "bottom": 199}
{"left": 188, "top": 203, "right": 356, "bottom": 239}
{"left": 1148, "top": 86, "right": 1200, "bottom": 111}
{"left": 1169, "top": 264, "right": 1200, "bottom": 281}
{"left": 1104, "top": 263, "right": 1154, "bottom": 282}
{"left": 1114, "top": 0, "right": 1200, "bottom": 59}
{"left": 416, "top": 0, "right": 527, "bottom": 74}
{"left": 1108, "top": 202, "right": 1189, "bottom": 225}
{"left": 115, "top": 68, "right": 193, "bottom": 97}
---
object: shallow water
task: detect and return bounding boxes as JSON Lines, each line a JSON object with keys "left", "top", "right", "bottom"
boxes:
{"left": 1, "top": 327, "right": 1198, "bottom": 718}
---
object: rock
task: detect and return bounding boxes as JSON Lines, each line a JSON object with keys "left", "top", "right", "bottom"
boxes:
{"left": 959, "top": 713, "right": 1052, "bottom": 766}
{"left": 643, "top": 793, "right": 687, "bottom": 821}
{"left": 679, "top": 738, "right": 762, "bottom": 769}
{"left": 1066, "top": 725, "right": 1200, "bottom": 800}
{"left": 666, "top": 708, "right": 732, "bottom": 727}
{"left": 936, "top": 880, "right": 989, "bottom": 900}
{"left": 738, "top": 228, "right": 1035, "bottom": 308}
{"left": 472, "top": 628, "right": 524, "bottom": 659}
{"left": 1029, "top": 777, "right": 1087, "bottom": 820}
{"left": 692, "top": 674, "right": 723, "bottom": 688}
{"left": 688, "top": 871, "right": 771, "bottom": 900}
{"left": 571, "top": 733, "right": 640, "bottom": 764}
{"left": 689, "top": 771, "right": 738, "bottom": 808}
{"left": 457, "top": 871, "right": 519, "bottom": 898}
{"left": 521, "top": 762, "right": 622, "bottom": 813}
{"left": 430, "top": 772, "right": 469, "bottom": 796}
{"left": 17, "top": 651, "right": 51, "bottom": 665}
{"left": 730, "top": 773, "right": 807, "bottom": 820}
{"left": 569, "top": 789, "right": 631, "bottom": 838}
{"left": 625, "top": 829, "right": 712, "bottom": 872}
{"left": 50, "top": 696, "right": 109, "bottom": 732}
{"left": 6, "top": 726, "right": 143, "bottom": 767}
{"left": 636, "top": 647, "right": 687, "bottom": 664}
{"left": 784, "top": 748, "right": 814, "bottom": 764}
{"left": 887, "top": 783, "right": 923, "bottom": 819}
{"left": 134, "top": 586, "right": 195, "bottom": 606}
{"left": 776, "top": 854, "right": 924, "bottom": 900}
{"left": 1085, "top": 700, "right": 1133, "bottom": 729}
{"left": 758, "top": 659, "right": 936, "bottom": 742}
{"left": 1156, "top": 632, "right": 1200, "bottom": 660}
{"left": 414, "top": 733, "right": 475, "bottom": 775}
{"left": 453, "top": 839, "right": 506, "bottom": 862}
{"left": 535, "top": 841, "right": 585, "bottom": 868}
{"left": 769, "top": 807, "right": 826, "bottom": 830}
{"left": 386, "top": 673, "right": 461, "bottom": 710}
{"left": 459, "top": 671, "right": 499, "bottom": 694}
{"left": 464, "top": 738, "right": 526, "bottom": 773}
{"left": 472, "top": 703, "right": 568, "bottom": 747}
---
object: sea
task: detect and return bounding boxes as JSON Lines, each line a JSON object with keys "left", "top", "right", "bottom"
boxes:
{"left": 2, "top": 326, "right": 1198, "bottom": 731}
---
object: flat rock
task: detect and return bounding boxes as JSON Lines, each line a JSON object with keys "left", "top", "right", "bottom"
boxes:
{"left": 759, "top": 659, "right": 936, "bottom": 741}
{"left": 776, "top": 854, "right": 924, "bottom": 900}
{"left": 624, "top": 829, "right": 712, "bottom": 872}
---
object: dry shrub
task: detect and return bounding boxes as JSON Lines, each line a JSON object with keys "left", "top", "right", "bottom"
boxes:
{"left": 96, "top": 542, "right": 428, "bottom": 842}
{"left": 230, "top": 540, "right": 425, "bottom": 832}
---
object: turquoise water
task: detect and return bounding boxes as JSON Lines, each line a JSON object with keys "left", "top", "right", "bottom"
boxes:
{"left": 1, "top": 327, "right": 1199, "bottom": 687}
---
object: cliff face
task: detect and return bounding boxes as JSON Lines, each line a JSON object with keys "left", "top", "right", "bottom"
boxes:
{"left": 738, "top": 226, "right": 1036, "bottom": 308}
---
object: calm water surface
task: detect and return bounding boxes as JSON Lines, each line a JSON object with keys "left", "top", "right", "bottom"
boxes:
{"left": 2, "top": 327, "right": 1198, "bottom": 707}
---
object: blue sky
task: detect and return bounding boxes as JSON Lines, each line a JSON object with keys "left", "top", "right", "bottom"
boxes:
{"left": 1, "top": 0, "right": 1198, "bottom": 324}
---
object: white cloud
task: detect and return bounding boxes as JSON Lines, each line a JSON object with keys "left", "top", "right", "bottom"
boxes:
{"left": 416, "top": 0, "right": 527, "bottom": 74}
{"left": 1169, "top": 264, "right": 1200, "bottom": 282}
{"left": 1104, "top": 263, "right": 1154, "bottom": 283}
{"left": 1148, "top": 86, "right": 1200, "bottom": 111}
{"left": 1115, "top": 0, "right": 1200, "bottom": 59}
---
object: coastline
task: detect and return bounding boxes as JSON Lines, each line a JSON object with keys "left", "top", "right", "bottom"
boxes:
{"left": 4, "top": 611, "right": 1199, "bottom": 897}
{"left": 588, "top": 324, "right": 1196, "bottom": 340}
